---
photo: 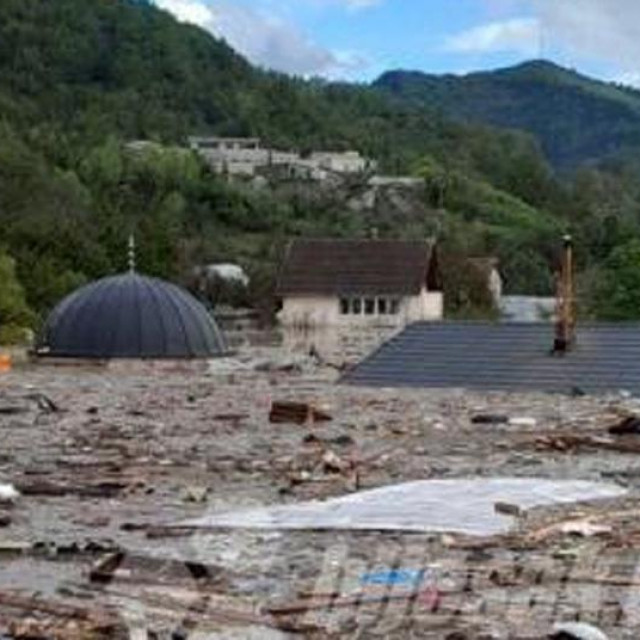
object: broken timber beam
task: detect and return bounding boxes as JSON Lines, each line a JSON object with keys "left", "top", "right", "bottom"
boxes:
{"left": 269, "top": 401, "right": 332, "bottom": 426}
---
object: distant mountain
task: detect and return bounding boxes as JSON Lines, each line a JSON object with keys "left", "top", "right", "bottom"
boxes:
{"left": 374, "top": 60, "right": 640, "bottom": 168}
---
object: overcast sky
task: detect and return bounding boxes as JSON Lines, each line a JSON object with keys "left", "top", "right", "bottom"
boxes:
{"left": 154, "top": 0, "right": 640, "bottom": 85}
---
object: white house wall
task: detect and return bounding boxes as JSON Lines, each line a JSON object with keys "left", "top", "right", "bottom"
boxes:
{"left": 408, "top": 288, "right": 444, "bottom": 322}
{"left": 488, "top": 268, "right": 503, "bottom": 305}
{"left": 279, "top": 288, "right": 443, "bottom": 328}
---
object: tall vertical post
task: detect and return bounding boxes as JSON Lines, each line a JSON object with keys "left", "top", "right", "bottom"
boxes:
{"left": 554, "top": 234, "right": 575, "bottom": 354}
{"left": 128, "top": 234, "right": 136, "bottom": 274}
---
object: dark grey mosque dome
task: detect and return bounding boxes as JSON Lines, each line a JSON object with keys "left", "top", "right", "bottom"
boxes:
{"left": 37, "top": 273, "right": 227, "bottom": 359}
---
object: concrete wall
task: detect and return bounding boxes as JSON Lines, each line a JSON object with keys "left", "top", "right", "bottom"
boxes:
{"left": 500, "top": 296, "right": 556, "bottom": 323}
{"left": 488, "top": 268, "right": 503, "bottom": 306}
{"left": 279, "top": 287, "right": 443, "bottom": 328}
{"left": 407, "top": 288, "right": 444, "bottom": 322}
{"left": 190, "top": 137, "right": 261, "bottom": 151}
{"left": 281, "top": 325, "right": 400, "bottom": 365}
{"left": 191, "top": 137, "right": 376, "bottom": 179}
{"left": 369, "top": 176, "right": 425, "bottom": 187}
{"left": 310, "top": 151, "right": 369, "bottom": 173}
{"left": 207, "top": 160, "right": 260, "bottom": 176}
{"left": 201, "top": 149, "right": 269, "bottom": 168}
{"left": 269, "top": 150, "right": 300, "bottom": 165}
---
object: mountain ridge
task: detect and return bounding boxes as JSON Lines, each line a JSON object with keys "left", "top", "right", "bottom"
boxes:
{"left": 373, "top": 59, "right": 640, "bottom": 168}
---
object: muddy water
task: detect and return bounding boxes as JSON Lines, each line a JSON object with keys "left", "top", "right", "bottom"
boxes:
{"left": 0, "top": 330, "right": 639, "bottom": 638}
{"left": 225, "top": 325, "right": 400, "bottom": 364}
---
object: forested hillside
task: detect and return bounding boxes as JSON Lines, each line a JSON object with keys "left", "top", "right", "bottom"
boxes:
{"left": 0, "top": 0, "right": 639, "bottom": 340}
{"left": 375, "top": 60, "right": 640, "bottom": 169}
{"left": 0, "top": 0, "right": 456, "bottom": 164}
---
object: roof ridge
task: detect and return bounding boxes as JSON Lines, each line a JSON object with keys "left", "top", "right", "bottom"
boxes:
{"left": 288, "top": 237, "right": 434, "bottom": 244}
{"left": 277, "top": 237, "right": 438, "bottom": 297}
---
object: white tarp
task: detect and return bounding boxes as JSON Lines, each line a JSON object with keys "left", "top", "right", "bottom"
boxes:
{"left": 184, "top": 478, "right": 626, "bottom": 536}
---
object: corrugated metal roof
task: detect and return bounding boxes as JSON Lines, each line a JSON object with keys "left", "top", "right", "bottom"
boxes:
{"left": 276, "top": 239, "right": 438, "bottom": 297}
{"left": 342, "top": 322, "right": 640, "bottom": 394}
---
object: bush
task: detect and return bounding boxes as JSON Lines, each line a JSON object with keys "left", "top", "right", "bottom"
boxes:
{"left": 589, "top": 239, "right": 640, "bottom": 320}
{"left": 0, "top": 324, "right": 32, "bottom": 346}
{"left": 0, "top": 251, "right": 34, "bottom": 342}
{"left": 441, "top": 253, "right": 499, "bottom": 320}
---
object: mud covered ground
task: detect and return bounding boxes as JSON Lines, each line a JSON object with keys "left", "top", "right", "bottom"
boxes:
{"left": 0, "top": 337, "right": 640, "bottom": 638}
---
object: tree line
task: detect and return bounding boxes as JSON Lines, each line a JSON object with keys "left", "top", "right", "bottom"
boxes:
{"left": 1, "top": 0, "right": 640, "bottom": 341}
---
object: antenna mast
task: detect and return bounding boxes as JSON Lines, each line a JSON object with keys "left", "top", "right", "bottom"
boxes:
{"left": 128, "top": 234, "right": 136, "bottom": 274}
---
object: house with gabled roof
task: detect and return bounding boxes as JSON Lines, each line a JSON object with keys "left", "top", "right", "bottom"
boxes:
{"left": 276, "top": 238, "right": 443, "bottom": 327}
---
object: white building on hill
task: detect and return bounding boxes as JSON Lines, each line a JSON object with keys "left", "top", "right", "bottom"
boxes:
{"left": 189, "top": 136, "right": 374, "bottom": 179}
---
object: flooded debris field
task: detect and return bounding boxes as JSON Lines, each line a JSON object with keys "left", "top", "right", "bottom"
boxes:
{"left": 1, "top": 343, "right": 640, "bottom": 638}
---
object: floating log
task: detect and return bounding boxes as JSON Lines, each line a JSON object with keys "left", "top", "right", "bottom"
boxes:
{"left": 269, "top": 401, "right": 332, "bottom": 425}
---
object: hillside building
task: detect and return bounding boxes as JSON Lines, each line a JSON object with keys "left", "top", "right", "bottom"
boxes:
{"left": 188, "top": 136, "right": 374, "bottom": 179}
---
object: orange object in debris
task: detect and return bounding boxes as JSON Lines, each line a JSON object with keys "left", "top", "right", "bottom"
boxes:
{"left": 0, "top": 354, "right": 12, "bottom": 373}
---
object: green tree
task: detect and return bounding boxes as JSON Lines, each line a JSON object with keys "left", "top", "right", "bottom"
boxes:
{"left": 0, "top": 251, "right": 33, "bottom": 344}
{"left": 590, "top": 239, "right": 640, "bottom": 320}
{"left": 441, "top": 253, "right": 498, "bottom": 319}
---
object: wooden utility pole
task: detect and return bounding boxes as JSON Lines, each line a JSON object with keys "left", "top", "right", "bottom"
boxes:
{"left": 553, "top": 235, "right": 575, "bottom": 354}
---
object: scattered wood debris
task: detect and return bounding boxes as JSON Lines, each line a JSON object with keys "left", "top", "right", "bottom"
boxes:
{"left": 267, "top": 585, "right": 441, "bottom": 616}
{"left": 608, "top": 414, "right": 640, "bottom": 435}
{"left": 89, "top": 551, "right": 231, "bottom": 590}
{"left": 494, "top": 502, "right": 523, "bottom": 517}
{"left": 15, "top": 479, "right": 129, "bottom": 498}
{"left": 0, "top": 590, "right": 127, "bottom": 639}
{"left": 3, "top": 344, "right": 640, "bottom": 638}
{"left": 527, "top": 518, "right": 613, "bottom": 544}
{"left": 269, "top": 400, "right": 332, "bottom": 425}
{"left": 533, "top": 433, "right": 640, "bottom": 454}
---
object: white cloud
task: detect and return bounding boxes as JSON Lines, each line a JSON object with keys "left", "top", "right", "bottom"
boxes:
{"left": 156, "top": 0, "right": 213, "bottom": 28}
{"left": 615, "top": 72, "right": 640, "bottom": 89}
{"left": 155, "top": 0, "right": 370, "bottom": 77}
{"left": 444, "top": 17, "right": 540, "bottom": 55}
{"left": 474, "top": 0, "right": 640, "bottom": 83}
{"left": 535, "top": 0, "right": 640, "bottom": 69}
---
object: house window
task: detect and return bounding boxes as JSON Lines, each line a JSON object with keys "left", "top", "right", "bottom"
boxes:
{"left": 341, "top": 297, "right": 403, "bottom": 316}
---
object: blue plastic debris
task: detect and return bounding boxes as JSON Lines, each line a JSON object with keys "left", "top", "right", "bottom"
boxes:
{"left": 360, "top": 569, "right": 427, "bottom": 587}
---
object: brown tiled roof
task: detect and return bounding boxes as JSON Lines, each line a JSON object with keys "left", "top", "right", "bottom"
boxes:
{"left": 277, "top": 239, "right": 437, "bottom": 297}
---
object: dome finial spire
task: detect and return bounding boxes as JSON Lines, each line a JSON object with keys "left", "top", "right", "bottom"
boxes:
{"left": 128, "top": 234, "right": 136, "bottom": 274}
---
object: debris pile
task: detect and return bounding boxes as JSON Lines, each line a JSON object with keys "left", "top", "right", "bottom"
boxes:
{"left": 0, "top": 344, "right": 639, "bottom": 638}
{"left": 269, "top": 400, "right": 332, "bottom": 425}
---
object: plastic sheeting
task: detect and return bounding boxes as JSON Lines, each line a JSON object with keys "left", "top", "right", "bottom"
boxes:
{"left": 185, "top": 478, "right": 626, "bottom": 536}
